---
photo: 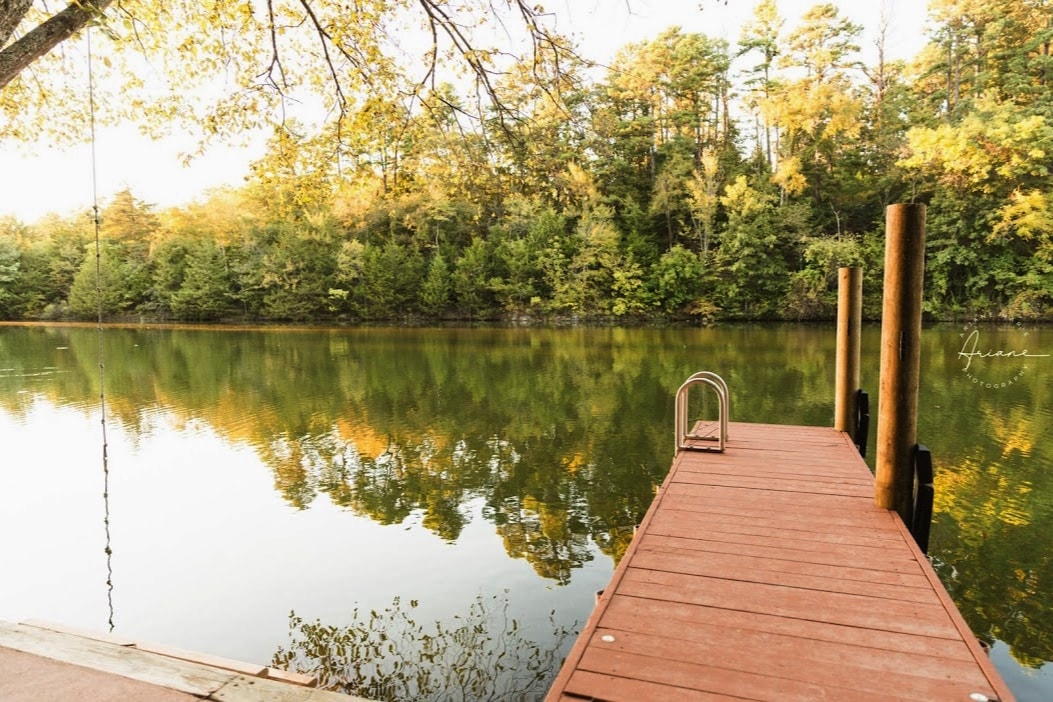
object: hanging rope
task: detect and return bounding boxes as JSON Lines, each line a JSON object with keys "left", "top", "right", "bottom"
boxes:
{"left": 87, "top": 26, "right": 115, "bottom": 634}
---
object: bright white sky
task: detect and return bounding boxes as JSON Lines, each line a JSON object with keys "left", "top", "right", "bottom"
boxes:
{"left": 0, "top": 0, "right": 928, "bottom": 224}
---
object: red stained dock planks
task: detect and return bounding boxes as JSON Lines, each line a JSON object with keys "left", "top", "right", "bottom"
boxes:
{"left": 546, "top": 422, "right": 1015, "bottom": 702}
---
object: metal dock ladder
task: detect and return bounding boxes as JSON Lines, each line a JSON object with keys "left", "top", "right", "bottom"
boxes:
{"left": 675, "top": 371, "right": 729, "bottom": 453}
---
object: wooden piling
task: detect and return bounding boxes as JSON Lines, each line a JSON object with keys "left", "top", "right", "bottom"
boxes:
{"left": 834, "top": 267, "right": 863, "bottom": 436}
{"left": 875, "top": 204, "right": 926, "bottom": 523}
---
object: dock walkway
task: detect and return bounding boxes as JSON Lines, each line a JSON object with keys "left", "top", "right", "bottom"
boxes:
{"left": 546, "top": 422, "right": 1015, "bottom": 701}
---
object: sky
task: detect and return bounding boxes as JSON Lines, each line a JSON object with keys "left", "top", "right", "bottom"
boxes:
{"left": 0, "top": 0, "right": 929, "bottom": 224}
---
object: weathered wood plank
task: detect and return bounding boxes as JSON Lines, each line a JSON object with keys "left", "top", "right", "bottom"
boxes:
{"left": 0, "top": 646, "right": 201, "bottom": 702}
{"left": 20, "top": 619, "right": 137, "bottom": 647}
{"left": 264, "top": 668, "right": 319, "bottom": 687}
{"left": 130, "top": 640, "right": 268, "bottom": 677}
{"left": 211, "top": 676, "right": 366, "bottom": 701}
{"left": 21, "top": 620, "right": 317, "bottom": 689}
{"left": 0, "top": 621, "right": 360, "bottom": 701}
{"left": 0, "top": 622, "right": 231, "bottom": 697}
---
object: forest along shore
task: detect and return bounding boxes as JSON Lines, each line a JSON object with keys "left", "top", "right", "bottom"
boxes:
{"left": 2, "top": 4, "right": 1051, "bottom": 326}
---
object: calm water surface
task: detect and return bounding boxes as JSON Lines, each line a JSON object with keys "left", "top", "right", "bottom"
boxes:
{"left": 0, "top": 324, "right": 1050, "bottom": 700}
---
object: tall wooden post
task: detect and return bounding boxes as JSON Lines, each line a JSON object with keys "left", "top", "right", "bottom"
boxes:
{"left": 834, "top": 267, "right": 863, "bottom": 435}
{"left": 875, "top": 204, "right": 926, "bottom": 523}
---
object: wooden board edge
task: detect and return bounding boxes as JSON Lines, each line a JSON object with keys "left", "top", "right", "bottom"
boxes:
{"left": 1, "top": 621, "right": 352, "bottom": 701}
{"left": 132, "top": 640, "right": 269, "bottom": 677}
{"left": 543, "top": 453, "right": 681, "bottom": 700}
{"left": 211, "top": 674, "right": 370, "bottom": 701}
{"left": 264, "top": 666, "right": 320, "bottom": 687}
{"left": 888, "top": 514, "right": 1018, "bottom": 702}
{"left": 0, "top": 621, "right": 231, "bottom": 696}
{"left": 20, "top": 618, "right": 137, "bottom": 647}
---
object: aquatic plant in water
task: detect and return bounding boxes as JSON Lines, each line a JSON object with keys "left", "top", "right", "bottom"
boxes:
{"left": 272, "top": 592, "right": 576, "bottom": 702}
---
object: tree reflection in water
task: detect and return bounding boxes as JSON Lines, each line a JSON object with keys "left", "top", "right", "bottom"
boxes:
{"left": 2, "top": 324, "right": 1051, "bottom": 689}
{"left": 272, "top": 593, "right": 575, "bottom": 702}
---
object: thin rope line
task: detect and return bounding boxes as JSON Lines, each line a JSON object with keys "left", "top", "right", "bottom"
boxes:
{"left": 87, "top": 27, "right": 115, "bottom": 634}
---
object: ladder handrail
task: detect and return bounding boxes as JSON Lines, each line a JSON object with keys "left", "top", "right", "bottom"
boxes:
{"left": 685, "top": 371, "right": 729, "bottom": 445}
{"left": 685, "top": 371, "right": 730, "bottom": 428}
{"left": 675, "top": 372, "right": 729, "bottom": 453}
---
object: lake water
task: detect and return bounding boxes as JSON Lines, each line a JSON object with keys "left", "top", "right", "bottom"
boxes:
{"left": 0, "top": 323, "right": 1050, "bottom": 701}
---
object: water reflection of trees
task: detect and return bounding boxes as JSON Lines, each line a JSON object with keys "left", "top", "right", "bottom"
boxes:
{"left": 0, "top": 326, "right": 685, "bottom": 579}
{"left": 3, "top": 324, "right": 1051, "bottom": 670}
{"left": 917, "top": 328, "right": 1053, "bottom": 668}
{"left": 1, "top": 325, "right": 840, "bottom": 577}
{"left": 272, "top": 593, "right": 574, "bottom": 702}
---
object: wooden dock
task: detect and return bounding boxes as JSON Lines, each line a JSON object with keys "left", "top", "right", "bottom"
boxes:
{"left": 0, "top": 620, "right": 369, "bottom": 701}
{"left": 546, "top": 422, "right": 1016, "bottom": 702}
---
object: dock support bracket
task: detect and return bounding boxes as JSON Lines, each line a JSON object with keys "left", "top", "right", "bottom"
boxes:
{"left": 854, "top": 389, "right": 870, "bottom": 457}
{"left": 910, "top": 443, "right": 934, "bottom": 554}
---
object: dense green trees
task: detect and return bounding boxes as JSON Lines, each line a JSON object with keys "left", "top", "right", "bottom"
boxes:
{"left": 902, "top": 0, "right": 1053, "bottom": 317}
{"left": 0, "top": 229, "right": 20, "bottom": 317}
{"left": 2, "top": 3, "right": 1052, "bottom": 323}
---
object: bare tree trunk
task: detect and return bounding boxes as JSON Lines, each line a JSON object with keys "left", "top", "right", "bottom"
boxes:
{"left": 763, "top": 65, "right": 773, "bottom": 169}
